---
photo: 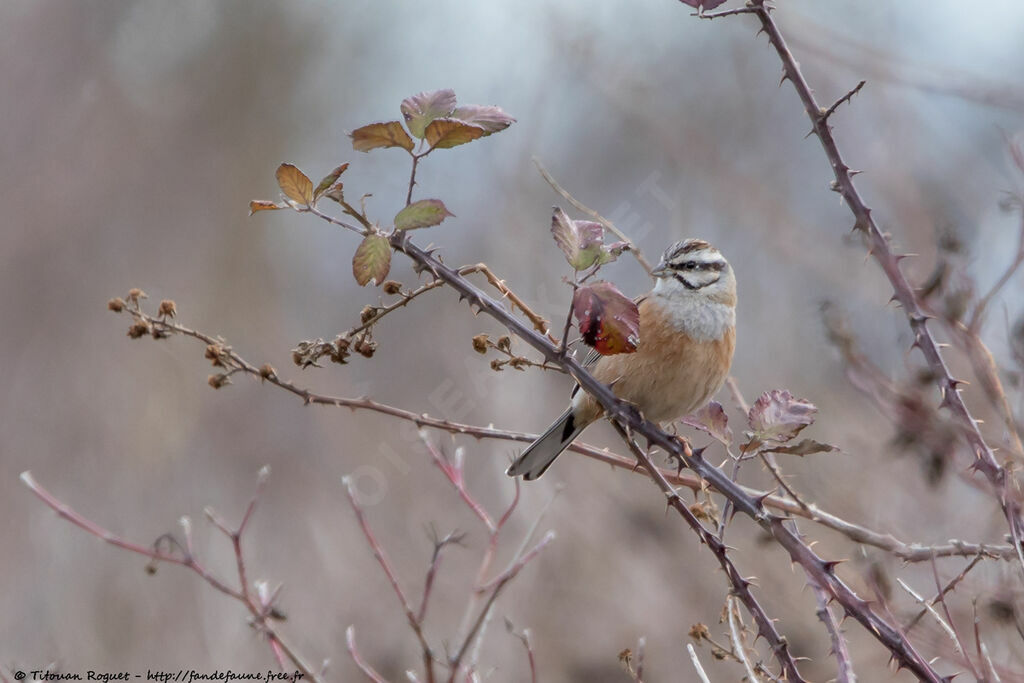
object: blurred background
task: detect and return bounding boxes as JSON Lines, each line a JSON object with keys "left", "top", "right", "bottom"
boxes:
{"left": 4, "top": 0, "right": 1024, "bottom": 680}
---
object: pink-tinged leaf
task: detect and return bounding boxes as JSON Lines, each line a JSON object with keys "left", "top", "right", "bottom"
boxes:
{"left": 679, "top": 401, "right": 732, "bottom": 445}
{"left": 747, "top": 390, "right": 817, "bottom": 443}
{"left": 350, "top": 121, "right": 415, "bottom": 153}
{"left": 401, "top": 89, "right": 458, "bottom": 139}
{"left": 275, "top": 163, "right": 313, "bottom": 206}
{"left": 394, "top": 199, "right": 454, "bottom": 230}
{"left": 573, "top": 281, "right": 640, "bottom": 356}
{"left": 249, "top": 200, "right": 284, "bottom": 215}
{"left": 425, "top": 119, "right": 486, "bottom": 149}
{"left": 314, "top": 163, "right": 349, "bottom": 201}
{"left": 451, "top": 104, "right": 516, "bottom": 135}
{"left": 763, "top": 439, "right": 838, "bottom": 457}
{"left": 550, "top": 207, "right": 627, "bottom": 270}
{"left": 352, "top": 234, "right": 391, "bottom": 286}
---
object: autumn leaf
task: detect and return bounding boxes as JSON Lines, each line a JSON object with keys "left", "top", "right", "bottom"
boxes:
{"left": 451, "top": 104, "right": 515, "bottom": 135}
{"left": 550, "top": 207, "right": 629, "bottom": 270}
{"left": 350, "top": 121, "right": 415, "bottom": 153}
{"left": 276, "top": 163, "right": 313, "bottom": 206}
{"left": 352, "top": 234, "right": 391, "bottom": 286}
{"left": 322, "top": 183, "right": 345, "bottom": 205}
{"left": 249, "top": 200, "right": 284, "bottom": 215}
{"left": 401, "top": 89, "right": 458, "bottom": 139}
{"left": 314, "top": 163, "right": 349, "bottom": 201}
{"left": 742, "top": 390, "right": 819, "bottom": 453}
{"left": 762, "top": 439, "right": 838, "bottom": 457}
{"left": 425, "top": 119, "right": 486, "bottom": 150}
{"left": 573, "top": 281, "right": 640, "bottom": 355}
{"left": 678, "top": 0, "right": 729, "bottom": 9}
{"left": 394, "top": 199, "right": 454, "bottom": 230}
{"left": 679, "top": 401, "right": 732, "bottom": 445}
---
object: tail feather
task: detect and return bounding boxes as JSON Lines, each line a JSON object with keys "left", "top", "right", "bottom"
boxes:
{"left": 507, "top": 408, "right": 586, "bottom": 480}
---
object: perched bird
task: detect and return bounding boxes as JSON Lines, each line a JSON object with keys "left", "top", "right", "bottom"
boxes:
{"left": 507, "top": 239, "right": 736, "bottom": 480}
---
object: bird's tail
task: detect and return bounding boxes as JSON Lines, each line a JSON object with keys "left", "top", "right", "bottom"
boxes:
{"left": 507, "top": 408, "right": 586, "bottom": 480}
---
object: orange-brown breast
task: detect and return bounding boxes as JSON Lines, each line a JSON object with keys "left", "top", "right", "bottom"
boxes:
{"left": 576, "top": 297, "right": 735, "bottom": 426}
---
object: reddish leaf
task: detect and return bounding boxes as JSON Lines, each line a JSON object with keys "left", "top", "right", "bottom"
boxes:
{"left": 747, "top": 390, "right": 817, "bottom": 443}
{"left": 401, "top": 89, "right": 458, "bottom": 139}
{"left": 763, "top": 439, "right": 838, "bottom": 457}
{"left": 314, "top": 163, "right": 349, "bottom": 201}
{"left": 351, "top": 121, "right": 415, "bottom": 152}
{"left": 249, "top": 200, "right": 284, "bottom": 215}
{"left": 275, "top": 163, "right": 313, "bottom": 206}
{"left": 451, "top": 104, "right": 515, "bottom": 135}
{"left": 425, "top": 119, "right": 485, "bottom": 149}
{"left": 679, "top": 0, "right": 729, "bottom": 8}
{"left": 550, "top": 207, "right": 628, "bottom": 270}
{"left": 679, "top": 401, "right": 732, "bottom": 445}
{"left": 573, "top": 281, "right": 640, "bottom": 356}
{"left": 352, "top": 234, "right": 391, "bottom": 286}
{"left": 394, "top": 199, "right": 454, "bottom": 230}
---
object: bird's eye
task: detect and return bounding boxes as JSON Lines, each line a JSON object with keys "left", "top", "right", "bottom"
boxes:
{"left": 683, "top": 262, "right": 697, "bottom": 270}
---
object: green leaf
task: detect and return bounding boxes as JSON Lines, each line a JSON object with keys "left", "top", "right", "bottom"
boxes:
{"left": 573, "top": 281, "right": 640, "bottom": 356}
{"left": 550, "top": 207, "right": 628, "bottom": 270}
{"left": 394, "top": 199, "right": 454, "bottom": 230}
{"left": 275, "top": 163, "right": 313, "bottom": 206}
{"left": 350, "top": 121, "right": 415, "bottom": 153}
{"left": 352, "top": 234, "right": 391, "bottom": 286}
{"left": 451, "top": 104, "right": 515, "bottom": 135}
{"left": 314, "top": 163, "right": 349, "bottom": 201}
{"left": 425, "top": 119, "right": 486, "bottom": 149}
{"left": 400, "top": 89, "right": 457, "bottom": 139}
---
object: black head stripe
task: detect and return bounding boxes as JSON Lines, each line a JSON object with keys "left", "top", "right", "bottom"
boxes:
{"left": 674, "top": 272, "right": 722, "bottom": 290}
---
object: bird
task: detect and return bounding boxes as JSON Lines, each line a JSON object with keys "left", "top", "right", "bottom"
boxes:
{"left": 507, "top": 239, "right": 736, "bottom": 480}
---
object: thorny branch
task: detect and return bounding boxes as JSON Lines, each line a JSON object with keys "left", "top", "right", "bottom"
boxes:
{"left": 109, "top": 301, "right": 1020, "bottom": 564}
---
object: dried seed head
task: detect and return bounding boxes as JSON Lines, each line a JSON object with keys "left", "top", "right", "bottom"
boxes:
{"left": 360, "top": 305, "right": 377, "bottom": 323}
{"left": 258, "top": 364, "right": 276, "bottom": 380}
{"left": 127, "top": 321, "right": 150, "bottom": 339}
{"left": 472, "top": 334, "right": 489, "bottom": 354}
{"left": 205, "top": 344, "right": 226, "bottom": 367}
{"left": 497, "top": 336, "right": 512, "bottom": 352}
{"left": 158, "top": 300, "right": 177, "bottom": 318}
{"left": 208, "top": 373, "right": 231, "bottom": 389}
{"left": 355, "top": 338, "right": 376, "bottom": 358}
{"left": 108, "top": 297, "right": 126, "bottom": 313}
{"left": 127, "top": 288, "right": 147, "bottom": 304}
{"left": 382, "top": 280, "right": 403, "bottom": 295}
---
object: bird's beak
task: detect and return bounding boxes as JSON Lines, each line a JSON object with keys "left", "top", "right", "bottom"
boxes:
{"left": 651, "top": 262, "right": 670, "bottom": 278}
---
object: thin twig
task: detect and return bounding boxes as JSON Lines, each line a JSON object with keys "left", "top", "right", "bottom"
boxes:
{"left": 687, "top": 644, "right": 712, "bottom": 683}
{"left": 533, "top": 157, "right": 655, "bottom": 275}
{"left": 812, "top": 584, "right": 856, "bottom": 683}
{"left": 726, "top": 595, "right": 762, "bottom": 683}
{"left": 346, "top": 626, "right": 393, "bottom": 683}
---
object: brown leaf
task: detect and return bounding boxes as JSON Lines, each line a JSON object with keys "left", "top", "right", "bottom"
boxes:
{"left": 747, "top": 390, "right": 817, "bottom": 443}
{"left": 249, "top": 200, "right": 284, "bottom": 215}
{"left": 394, "top": 199, "right": 454, "bottom": 230}
{"left": 314, "top": 163, "right": 349, "bottom": 200}
{"left": 763, "top": 439, "right": 838, "bottom": 457}
{"left": 323, "top": 183, "right": 345, "bottom": 204}
{"left": 425, "top": 119, "right": 485, "bottom": 149}
{"left": 350, "top": 121, "right": 415, "bottom": 153}
{"left": 679, "top": 401, "right": 732, "bottom": 445}
{"left": 679, "top": 0, "right": 728, "bottom": 8}
{"left": 352, "top": 234, "right": 391, "bottom": 286}
{"left": 401, "top": 89, "right": 458, "bottom": 138}
{"left": 275, "top": 163, "right": 313, "bottom": 206}
{"left": 573, "top": 281, "right": 640, "bottom": 356}
{"left": 451, "top": 104, "right": 515, "bottom": 135}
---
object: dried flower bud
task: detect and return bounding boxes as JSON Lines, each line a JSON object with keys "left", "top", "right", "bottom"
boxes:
{"left": 509, "top": 357, "right": 528, "bottom": 370}
{"left": 490, "top": 359, "right": 504, "bottom": 371}
{"left": 208, "top": 373, "right": 231, "bottom": 389}
{"left": 127, "top": 321, "right": 150, "bottom": 339}
{"left": 355, "top": 338, "right": 376, "bottom": 358}
{"left": 497, "top": 336, "right": 512, "bottom": 352}
{"left": 335, "top": 335, "right": 351, "bottom": 352}
{"left": 382, "top": 280, "right": 403, "bottom": 295}
{"left": 688, "top": 623, "right": 710, "bottom": 641}
{"left": 360, "top": 305, "right": 377, "bottom": 323}
{"left": 158, "top": 299, "right": 177, "bottom": 318}
{"left": 107, "top": 297, "right": 126, "bottom": 313}
{"left": 291, "top": 350, "right": 304, "bottom": 366}
{"left": 472, "top": 334, "right": 489, "bottom": 354}
{"left": 151, "top": 327, "right": 168, "bottom": 340}
{"left": 205, "top": 343, "right": 226, "bottom": 367}
{"left": 258, "top": 364, "right": 276, "bottom": 380}
{"left": 127, "top": 288, "right": 147, "bottom": 304}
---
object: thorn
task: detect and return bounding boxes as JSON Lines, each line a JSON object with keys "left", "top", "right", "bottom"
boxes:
{"left": 752, "top": 490, "right": 773, "bottom": 510}
{"left": 691, "top": 445, "right": 707, "bottom": 460}
{"left": 949, "top": 377, "right": 970, "bottom": 388}
{"left": 821, "top": 559, "right": 846, "bottom": 573}
{"left": 779, "top": 71, "right": 789, "bottom": 87}
{"left": 849, "top": 169, "right": 864, "bottom": 177}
